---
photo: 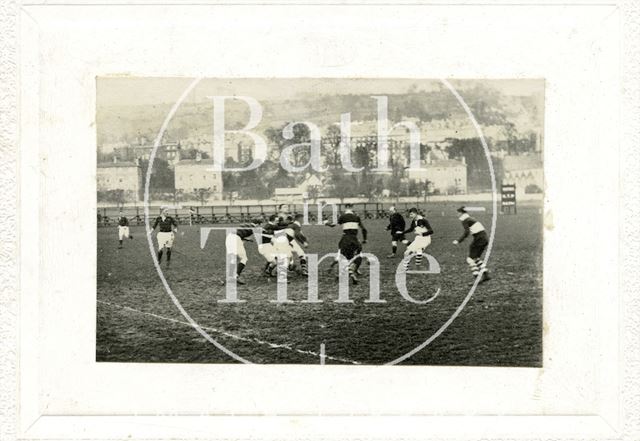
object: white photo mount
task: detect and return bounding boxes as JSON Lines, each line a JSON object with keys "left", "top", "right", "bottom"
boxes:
{"left": 3, "top": 1, "right": 639, "bottom": 440}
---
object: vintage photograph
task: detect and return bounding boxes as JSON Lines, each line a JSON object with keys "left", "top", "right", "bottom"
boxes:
{"left": 96, "top": 78, "right": 544, "bottom": 365}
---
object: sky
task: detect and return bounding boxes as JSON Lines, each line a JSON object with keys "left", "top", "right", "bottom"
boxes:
{"left": 97, "top": 77, "right": 545, "bottom": 108}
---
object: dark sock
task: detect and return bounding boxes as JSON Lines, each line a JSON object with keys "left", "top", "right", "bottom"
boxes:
{"left": 158, "top": 250, "right": 163, "bottom": 261}
{"left": 299, "top": 257, "right": 308, "bottom": 270}
{"left": 354, "top": 256, "right": 363, "bottom": 270}
{"left": 392, "top": 245, "right": 397, "bottom": 254}
{"left": 237, "top": 262, "right": 245, "bottom": 276}
{"left": 119, "top": 240, "right": 123, "bottom": 246}
{"left": 166, "top": 249, "right": 171, "bottom": 262}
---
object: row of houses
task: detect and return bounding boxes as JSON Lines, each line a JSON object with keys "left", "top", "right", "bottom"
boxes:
{"left": 97, "top": 156, "right": 223, "bottom": 201}
{"left": 96, "top": 154, "right": 468, "bottom": 202}
{"left": 97, "top": 150, "right": 542, "bottom": 203}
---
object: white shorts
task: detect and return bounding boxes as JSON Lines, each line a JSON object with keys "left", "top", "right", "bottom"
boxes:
{"left": 272, "top": 235, "right": 293, "bottom": 259}
{"left": 157, "top": 232, "right": 174, "bottom": 249}
{"left": 225, "top": 233, "right": 248, "bottom": 264}
{"left": 406, "top": 235, "right": 431, "bottom": 254}
{"left": 118, "top": 226, "right": 130, "bottom": 240}
{"left": 291, "top": 240, "right": 305, "bottom": 257}
{"left": 258, "top": 243, "right": 276, "bottom": 262}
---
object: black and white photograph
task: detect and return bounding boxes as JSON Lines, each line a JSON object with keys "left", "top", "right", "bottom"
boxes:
{"left": 96, "top": 78, "right": 544, "bottom": 365}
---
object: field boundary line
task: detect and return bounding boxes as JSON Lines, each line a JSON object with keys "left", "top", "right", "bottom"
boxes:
{"left": 97, "top": 300, "right": 360, "bottom": 365}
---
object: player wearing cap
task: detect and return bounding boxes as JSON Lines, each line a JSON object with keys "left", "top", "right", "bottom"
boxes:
{"left": 385, "top": 206, "right": 408, "bottom": 258}
{"left": 453, "top": 206, "right": 491, "bottom": 284}
{"left": 402, "top": 207, "right": 433, "bottom": 270}
{"left": 117, "top": 210, "right": 133, "bottom": 249}
{"left": 149, "top": 207, "right": 178, "bottom": 268}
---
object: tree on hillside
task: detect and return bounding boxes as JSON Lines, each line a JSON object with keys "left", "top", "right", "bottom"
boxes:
{"left": 139, "top": 158, "right": 174, "bottom": 191}
{"left": 328, "top": 171, "right": 357, "bottom": 203}
{"left": 446, "top": 138, "right": 501, "bottom": 192}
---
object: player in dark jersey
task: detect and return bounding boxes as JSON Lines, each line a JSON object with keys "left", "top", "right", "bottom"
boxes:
{"left": 402, "top": 207, "right": 434, "bottom": 270}
{"left": 453, "top": 206, "right": 490, "bottom": 284}
{"left": 225, "top": 218, "right": 262, "bottom": 285}
{"left": 149, "top": 208, "right": 178, "bottom": 268}
{"left": 327, "top": 204, "right": 368, "bottom": 284}
{"left": 385, "top": 206, "right": 408, "bottom": 257}
{"left": 285, "top": 213, "right": 309, "bottom": 276}
{"left": 117, "top": 210, "right": 133, "bottom": 249}
{"left": 258, "top": 214, "right": 289, "bottom": 277}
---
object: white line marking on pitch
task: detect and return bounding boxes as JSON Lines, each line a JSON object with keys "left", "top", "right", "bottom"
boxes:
{"left": 464, "top": 206, "right": 486, "bottom": 212}
{"left": 98, "top": 300, "right": 359, "bottom": 365}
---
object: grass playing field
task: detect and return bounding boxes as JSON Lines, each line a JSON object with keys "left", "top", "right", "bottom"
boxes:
{"left": 96, "top": 202, "right": 542, "bottom": 366}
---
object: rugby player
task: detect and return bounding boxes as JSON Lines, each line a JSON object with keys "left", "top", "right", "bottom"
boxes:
{"left": 453, "top": 206, "right": 491, "bottom": 284}
{"left": 327, "top": 204, "right": 368, "bottom": 284}
{"left": 117, "top": 210, "right": 133, "bottom": 249}
{"left": 149, "top": 208, "right": 178, "bottom": 268}
{"left": 385, "top": 206, "right": 408, "bottom": 257}
{"left": 402, "top": 207, "right": 434, "bottom": 270}
{"left": 286, "top": 213, "right": 309, "bottom": 276}
{"left": 259, "top": 214, "right": 287, "bottom": 277}
{"left": 225, "top": 218, "right": 262, "bottom": 285}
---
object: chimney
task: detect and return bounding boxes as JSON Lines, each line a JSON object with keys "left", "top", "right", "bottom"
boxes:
{"left": 461, "top": 156, "right": 466, "bottom": 165}
{"left": 113, "top": 156, "right": 118, "bottom": 164}
{"left": 195, "top": 151, "right": 202, "bottom": 162}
